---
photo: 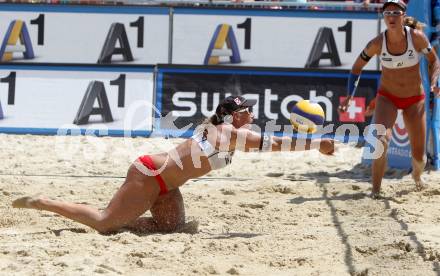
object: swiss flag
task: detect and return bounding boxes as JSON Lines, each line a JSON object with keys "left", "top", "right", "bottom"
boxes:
{"left": 339, "top": 97, "right": 366, "bottom": 122}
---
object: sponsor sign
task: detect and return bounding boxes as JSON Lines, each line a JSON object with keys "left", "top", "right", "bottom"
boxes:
{"left": 0, "top": 5, "right": 382, "bottom": 69}
{"left": 172, "top": 10, "right": 380, "bottom": 69}
{"left": 387, "top": 110, "right": 412, "bottom": 169}
{"left": 0, "top": 65, "right": 154, "bottom": 135}
{"left": 156, "top": 66, "right": 379, "bottom": 138}
{"left": 0, "top": 5, "right": 169, "bottom": 64}
{"left": 362, "top": 111, "right": 412, "bottom": 169}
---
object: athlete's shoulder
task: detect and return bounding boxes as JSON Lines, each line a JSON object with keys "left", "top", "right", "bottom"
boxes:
{"left": 409, "top": 28, "right": 426, "bottom": 39}
{"left": 371, "top": 33, "right": 383, "bottom": 45}
{"left": 364, "top": 34, "right": 382, "bottom": 56}
{"left": 409, "top": 28, "right": 430, "bottom": 50}
{"left": 218, "top": 123, "right": 234, "bottom": 132}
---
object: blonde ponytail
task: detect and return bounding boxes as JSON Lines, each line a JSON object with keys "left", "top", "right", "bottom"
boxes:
{"left": 404, "top": 16, "right": 426, "bottom": 30}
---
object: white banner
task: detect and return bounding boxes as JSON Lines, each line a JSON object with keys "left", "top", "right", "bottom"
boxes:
{"left": 172, "top": 12, "right": 380, "bottom": 69}
{"left": 0, "top": 7, "right": 169, "bottom": 64}
{"left": 0, "top": 66, "right": 154, "bottom": 135}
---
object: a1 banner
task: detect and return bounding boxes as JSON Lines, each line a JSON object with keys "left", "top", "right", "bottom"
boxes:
{"left": 0, "top": 65, "right": 155, "bottom": 136}
{"left": 156, "top": 66, "right": 379, "bottom": 138}
{"left": 172, "top": 9, "right": 380, "bottom": 69}
{"left": 0, "top": 5, "right": 169, "bottom": 64}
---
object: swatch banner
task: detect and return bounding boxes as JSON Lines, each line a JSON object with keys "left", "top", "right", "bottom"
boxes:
{"left": 362, "top": 111, "right": 412, "bottom": 170}
{"left": 387, "top": 110, "right": 412, "bottom": 169}
{"left": 0, "top": 65, "right": 154, "bottom": 136}
{"left": 156, "top": 67, "right": 379, "bottom": 139}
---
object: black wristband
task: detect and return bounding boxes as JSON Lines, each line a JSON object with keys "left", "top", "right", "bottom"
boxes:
{"left": 360, "top": 50, "right": 371, "bottom": 62}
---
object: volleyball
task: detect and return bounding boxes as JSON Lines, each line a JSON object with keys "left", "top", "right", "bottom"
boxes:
{"left": 290, "top": 100, "right": 325, "bottom": 134}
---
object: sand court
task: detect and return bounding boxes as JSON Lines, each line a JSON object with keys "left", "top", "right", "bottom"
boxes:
{"left": 1, "top": 134, "right": 440, "bottom": 275}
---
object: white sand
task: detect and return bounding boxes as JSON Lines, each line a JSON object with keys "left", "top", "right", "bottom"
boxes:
{"left": 1, "top": 133, "right": 440, "bottom": 275}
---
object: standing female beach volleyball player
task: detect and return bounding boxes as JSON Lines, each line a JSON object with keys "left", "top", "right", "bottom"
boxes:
{"left": 339, "top": 0, "right": 440, "bottom": 197}
{"left": 13, "top": 95, "right": 335, "bottom": 234}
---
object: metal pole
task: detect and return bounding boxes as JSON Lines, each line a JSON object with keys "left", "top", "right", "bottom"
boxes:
{"left": 168, "top": 7, "right": 174, "bottom": 64}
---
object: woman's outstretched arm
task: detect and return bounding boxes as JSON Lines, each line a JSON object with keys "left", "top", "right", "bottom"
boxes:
{"left": 230, "top": 128, "right": 335, "bottom": 155}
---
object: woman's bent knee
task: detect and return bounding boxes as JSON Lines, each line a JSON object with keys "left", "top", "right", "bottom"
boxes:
{"left": 371, "top": 135, "right": 390, "bottom": 160}
{"left": 94, "top": 221, "right": 118, "bottom": 234}
{"left": 93, "top": 214, "right": 126, "bottom": 234}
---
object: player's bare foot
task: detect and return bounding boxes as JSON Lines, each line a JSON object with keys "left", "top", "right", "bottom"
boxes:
{"left": 370, "top": 191, "right": 383, "bottom": 200}
{"left": 411, "top": 159, "right": 426, "bottom": 191}
{"left": 414, "top": 179, "right": 427, "bottom": 191}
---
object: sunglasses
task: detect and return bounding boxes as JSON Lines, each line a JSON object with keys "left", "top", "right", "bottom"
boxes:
{"left": 236, "top": 107, "right": 252, "bottom": 114}
{"left": 383, "top": 10, "right": 404, "bottom": 17}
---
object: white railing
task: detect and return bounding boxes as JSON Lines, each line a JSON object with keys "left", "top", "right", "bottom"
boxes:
{"left": 0, "top": 0, "right": 384, "bottom": 11}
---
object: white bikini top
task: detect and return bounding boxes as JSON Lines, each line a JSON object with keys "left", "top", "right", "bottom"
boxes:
{"left": 380, "top": 26, "right": 420, "bottom": 69}
{"left": 191, "top": 131, "right": 234, "bottom": 170}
